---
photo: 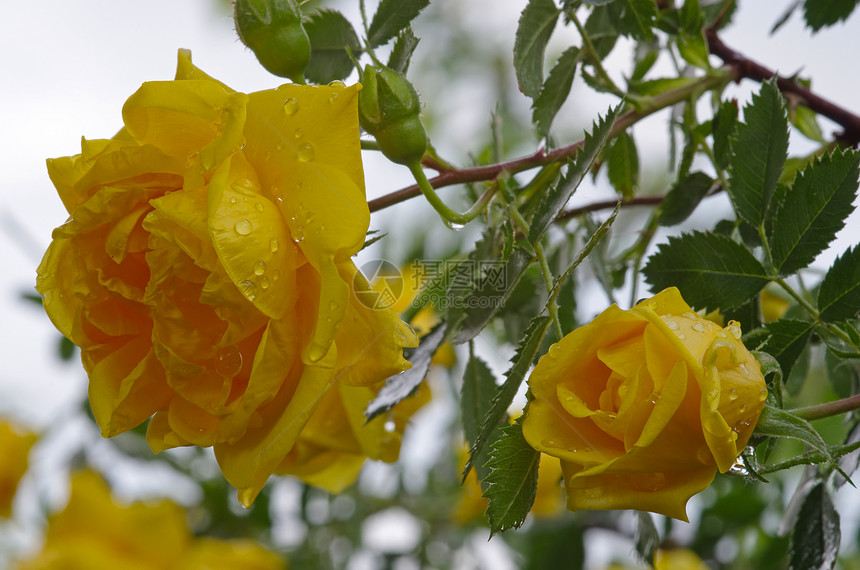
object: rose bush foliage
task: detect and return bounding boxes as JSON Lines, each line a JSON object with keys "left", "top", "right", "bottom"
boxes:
{"left": 35, "top": 50, "right": 420, "bottom": 505}
{"left": 522, "top": 288, "right": 767, "bottom": 520}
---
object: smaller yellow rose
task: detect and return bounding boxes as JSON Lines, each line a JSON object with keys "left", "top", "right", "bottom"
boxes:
{"left": 522, "top": 287, "right": 767, "bottom": 521}
{"left": 0, "top": 420, "right": 37, "bottom": 517}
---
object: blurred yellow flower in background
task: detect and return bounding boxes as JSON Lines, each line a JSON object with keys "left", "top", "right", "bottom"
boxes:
{"left": 0, "top": 420, "right": 37, "bottom": 517}
{"left": 35, "top": 50, "right": 418, "bottom": 506}
{"left": 16, "top": 471, "right": 284, "bottom": 570}
{"left": 606, "top": 548, "right": 709, "bottom": 570}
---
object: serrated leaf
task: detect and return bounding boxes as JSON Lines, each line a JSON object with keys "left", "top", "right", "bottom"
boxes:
{"left": 529, "top": 105, "right": 620, "bottom": 243}
{"left": 835, "top": 423, "right": 860, "bottom": 489}
{"left": 606, "top": 131, "right": 639, "bottom": 198}
{"left": 616, "top": 0, "right": 657, "bottom": 40}
{"left": 791, "top": 105, "right": 826, "bottom": 143}
{"left": 677, "top": 31, "right": 710, "bottom": 69}
{"left": 728, "top": 80, "right": 789, "bottom": 227}
{"left": 658, "top": 171, "right": 715, "bottom": 226}
{"left": 759, "top": 439, "right": 860, "bottom": 476}
{"left": 482, "top": 420, "right": 541, "bottom": 535}
{"left": 462, "top": 351, "right": 499, "bottom": 483}
{"left": 532, "top": 46, "right": 579, "bottom": 139}
{"left": 634, "top": 511, "right": 659, "bottom": 565}
{"left": 789, "top": 483, "right": 840, "bottom": 570}
{"left": 755, "top": 405, "right": 834, "bottom": 462}
{"left": 642, "top": 231, "right": 770, "bottom": 311}
{"left": 712, "top": 99, "right": 738, "bottom": 169}
{"left": 762, "top": 319, "right": 815, "bottom": 381}
{"left": 364, "top": 323, "right": 446, "bottom": 420}
{"left": 514, "top": 0, "right": 561, "bottom": 98}
{"left": 367, "top": 0, "right": 430, "bottom": 48}
{"left": 464, "top": 317, "right": 551, "bottom": 479}
{"left": 628, "top": 76, "right": 698, "bottom": 98}
{"left": 305, "top": 10, "right": 362, "bottom": 84}
{"left": 770, "top": 149, "right": 860, "bottom": 275}
{"left": 450, "top": 247, "right": 533, "bottom": 344}
{"left": 819, "top": 245, "right": 860, "bottom": 323}
{"left": 387, "top": 28, "right": 419, "bottom": 75}
{"left": 803, "top": 0, "right": 860, "bottom": 31}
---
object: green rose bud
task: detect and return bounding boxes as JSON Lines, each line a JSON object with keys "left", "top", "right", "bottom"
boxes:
{"left": 234, "top": 0, "right": 310, "bottom": 83}
{"left": 358, "top": 65, "right": 427, "bottom": 165}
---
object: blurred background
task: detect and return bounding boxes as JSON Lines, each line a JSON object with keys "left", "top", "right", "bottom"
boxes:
{"left": 1, "top": 1, "right": 859, "bottom": 568}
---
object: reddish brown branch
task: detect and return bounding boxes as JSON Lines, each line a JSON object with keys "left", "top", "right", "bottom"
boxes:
{"left": 706, "top": 30, "right": 860, "bottom": 145}
{"left": 556, "top": 195, "right": 665, "bottom": 221}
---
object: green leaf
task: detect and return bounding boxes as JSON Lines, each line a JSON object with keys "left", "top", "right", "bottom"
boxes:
{"left": 532, "top": 46, "right": 579, "bottom": 139}
{"left": 819, "top": 245, "right": 860, "bottom": 323}
{"left": 628, "top": 76, "right": 698, "bottom": 98}
{"left": 520, "top": 519, "right": 585, "bottom": 570}
{"left": 677, "top": 31, "right": 710, "bottom": 69}
{"left": 755, "top": 406, "right": 834, "bottom": 465}
{"left": 514, "top": 0, "right": 561, "bottom": 98}
{"left": 658, "top": 171, "right": 715, "bottom": 226}
{"left": 367, "top": 0, "right": 430, "bottom": 48}
{"left": 483, "top": 419, "right": 541, "bottom": 535}
{"left": 791, "top": 105, "right": 826, "bottom": 143}
{"left": 464, "top": 317, "right": 551, "bottom": 479}
{"left": 634, "top": 511, "right": 659, "bottom": 566}
{"left": 835, "top": 423, "right": 860, "bottom": 489}
{"left": 364, "top": 323, "right": 446, "bottom": 420}
{"left": 789, "top": 483, "right": 840, "bottom": 570}
{"left": 617, "top": 0, "right": 657, "bottom": 40}
{"left": 462, "top": 350, "right": 499, "bottom": 483}
{"left": 712, "top": 99, "right": 738, "bottom": 169}
{"left": 606, "top": 131, "right": 639, "bottom": 198}
{"left": 803, "top": 0, "right": 860, "bottom": 31}
{"left": 58, "top": 336, "right": 77, "bottom": 361}
{"left": 386, "top": 28, "right": 419, "bottom": 75}
{"left": 529, "top": 105, "right": 621, "bottom": 244}
{"left": 305, "top": 10, "right": 362, "bottom": 84}
{"left": 642, "top": 231, "right": 770, "bottom": 311}
{"left": 762, "top": 319, "right": 815, "bottom": 381}
{"left": 727, "top": 80, "right": 789, "bottom": 227}
{"left": 769, "top": 149, "right": 860, "bottom": 275}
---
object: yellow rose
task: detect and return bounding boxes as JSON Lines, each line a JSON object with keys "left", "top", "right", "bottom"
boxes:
{"left": 35, "top": 50, "right": 417, "bottom": 506}
{"left": 606, "top": 548, "right": 708, "bottom": 570}
{"left": 522, "top": 287, "right": 767, "bottom": 521}
{"left": 17, "top": 471, "right": 284, "bottom": 570}
{"left": 274, "top": 380, "right": 430, "bottom": 492}
{"left": 0, "top": 420, "right": 37, "bottom": 517}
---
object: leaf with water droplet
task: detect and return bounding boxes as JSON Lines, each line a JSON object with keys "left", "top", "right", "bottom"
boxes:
{"left": 789, "top": 483, "right": 840, "bottom": 570}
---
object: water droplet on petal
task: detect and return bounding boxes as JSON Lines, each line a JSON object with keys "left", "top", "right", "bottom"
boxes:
{"left": 682, "top": 311, "right": 699, "bottom": 320}
{"left": 665, "top": 319, "right": 680, "bottom": 331}
{"left": 260, "top": 276, "right": 270, "bottom": 290}
{"left": 297, "top": 142, "right": 315, "bottom": 162}
{"left": 230, "top": 197, "right": 237, "bottom": 204}
{"left": 269, "top": 237, "right": 279, "bottom": 252}
{"left": 329, "top": 92, "right": 339, "bottom": 103}
{"left": 255, "top": 202, "right": 264, "bottom": 212}
{"left": 231, "top": 178, "right": 257, "bottom": 196}
{"left": 254, "top": 260, "right": 266, "bottom": 276}
{"left": 329, "top": 301, "right": 338, "bottom": 311}
{"left": 276, "top": 140, "right": 285, "bottom": 151}
{"left": 215, "top": 346, "right": 243, "bottom": 378}
{"left": 677, "top": 333, "right": 686, "bottom": 340}
{"left": 692, "top": 322, "right": 706, "bottom": 333}
{"left": 239, "top": 280, "right": 258, "bottom": 301}
{"left": 728, "top": 388, "right": 738, "bottom": 401}
{"left": 383, "top": 419, "right": 396, "bottom": 433}
{"left": 328, "top": 80, "right": 345, "bottom": 89}
{"left": 272, "top": 269, "right": 280, "bottom": 282}
{"left": 283, "top": 97, "right": 299, "bottom": 115}
{"left": 307, "top": 342, "right": 328, "bottom": 363}
{"left": 234, "top": 219, "right": 253, "bottom": 235}
{"left": 294, "top": 128, "right": 303, "bottom": 139}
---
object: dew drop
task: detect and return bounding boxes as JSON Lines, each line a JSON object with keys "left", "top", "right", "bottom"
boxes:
{"left": 276, "top": 140, "right": 285, "bottom": 151}
{"left": 255, "top": 202, "right": 264, "bottom": 213}
{"left": 215, "top": 346, "right": 243, "bottom": 378}
{"left": 677, "top": 334, "right": 686, "bottom": 340}
{"left": 254, "top": 260, "right": 266, "bottom": 276}
{"left": 260, "top": 276, "right": 270, "bottom": 290}
{"left": 329, "top": 301, "right": 339, "bottom": 311}
{"left": 231, "top": 178, "right": 257, "bottom": 196}
{"left": 665, "top": 319, "right": 680, "bottom": 331}
{"left": 269, "top": 237, "right": 279, "bottom": 253}
{"left": 383, "top": 419, "right": 396, "bottom": 433}
{"left": 329, "top": 92, "right": 339, "bottom": 103}
{"left": 682, "top": 311, "right": 698, "bottom": 320}
{"left": 726, "top": 321, "right": 742, "bottom": 339}
{"left": 283, "top": 97, "right": 299, "bottom": 115}
{"left": 728, "top": 388, "right": 738, "bottom": 401}
{"left": 293, "top": 127, "right": 303, "bottom": 139}
{"left": 230, "top": 197, "right": 237, "bottom": 204}
{"left": 541, "top": 438, "right": 559, "bottom": 448}
{"left": 234, "top": 219, "right": 253, "bottom": 235}
{"left": 239, "top": 280, "right": 258, "bottom": 301}
{"left": 307, "top": 342, "right": 328, "bottom": 363}
{"left": 272, "top": 269, "right": 280, "bottom": 282}
{"left": 444, "top": 220, "right": 465, "bottom": 231}
{"left": 297, "top": 142, "right": 315, "bottom": 162}
{"left": 328, "top": 80, "right": 346, "bottom": 89}
{"left": 691, "top": 322, "right": 706, "bottom": 333}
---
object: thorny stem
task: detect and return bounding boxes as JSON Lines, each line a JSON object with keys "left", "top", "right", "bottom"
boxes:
{"left": 368, "top": 70, "right": 733, "bottom": 213}
{"left": 791, "top": 393, "right": 860, "bottom": 421}
{"left": 706, "top": 30, "right": 860, "bottom": 144}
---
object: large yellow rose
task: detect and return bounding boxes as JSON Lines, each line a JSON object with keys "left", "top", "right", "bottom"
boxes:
{"left": 35, "top": 50, "right": 417, "bottom": 506}
{"left": 16, "top": 471, "right": 284, "bottom": 570}
{"left": 522, "top": 287, "right": 767, "bottom": 521}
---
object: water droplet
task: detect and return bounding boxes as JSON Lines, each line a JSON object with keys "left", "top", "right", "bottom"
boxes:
{"left": 234, "top": 219, "right": 253, "bottom": 235}
{"left": 260, "top": 276, "right": 270, "bottom": 290}
{"left": 328, "top": 80, "right": 346, "bottom": 89}
{"left": 297, "top": 142, "right": 315, "bottom": 162}
{"left": 728, "top": 388, "right": 738, "bottom": 401}
{"left": 329, "top": 92, "right": 339, "bottom": 103}
{"left": 665, "top": 319, "right": 680, "bottom": 331}
{"left": 682, "top": 311, "right": 698, "bottom": 320}
{"left": 269, "top": 237, "right": 279, "bottom": 253}
{"left": 320, "top": 223, "right": 327, "bottom": 231}
{"left": 254, "top": 260, "right": 266, "bottom": 276}
{"left": 230, "top": 197, "right": 237, "bottom": 204}
{"left": 293, "top": 128, "right": 303, "bottom": 139}
{"left": 215, "top": 346, "right": 243, "bottom": 378}
{"left": 726, "top": 321, "right": 742, "bottom": 339}
{"left": 383, "top": 419, "right": 396, "bottom": 433}
{"left": 444, "top": 220, "right": 465, "bottom": 230}
{"left": 255, "top": 202, "right": 264, "bottom": 212}
{"left": 677, "top": 333, "right": 687, "bottom": 340}
{"left": 276, "top": 140, "right": 285, "bottom": 150}
{"left": 272, "top": 269, "right": 280, "bottom": 282}
{"left": 283, "top": 97, "right": 299, "bottom": 115}
{"left": 292, "top": 224, "right": 305, "bottom": 242}
{"left": 329, "top": 301, "right": 338, "bottom": 311}
{"left": 307, "top": 342, "right": 328, "bottom": 363}
{"left": 231, "top": 178, "right": 257, "bottom": 196}
{"left": 692, "top": 322, "right": 706, "bottom": 333}
{"left": 541, "top": 438, "right": 559, "bottom": 448}
{"left": 239, "top": 280, "right": 258, "bottom": 301}
{"left": 759, "top": 388, "right": 768, "bottom": 401}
